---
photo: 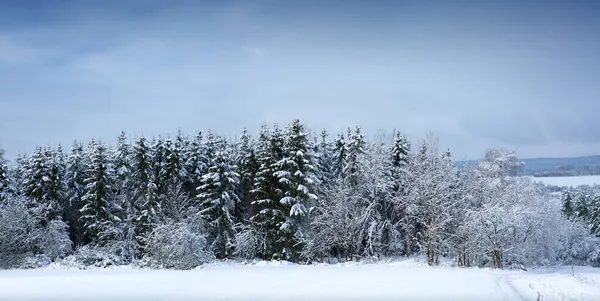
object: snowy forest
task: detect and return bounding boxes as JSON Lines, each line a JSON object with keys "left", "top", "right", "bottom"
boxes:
{"left": 1, "top": 119, "right": 600, "bottom": 270}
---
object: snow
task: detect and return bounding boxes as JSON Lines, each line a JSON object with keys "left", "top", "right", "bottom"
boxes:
{"left": 530, "top": 175, "right": 600, "bottom": 187}
{"left": 1, "top": 261, "right": 600, "bottom": 300}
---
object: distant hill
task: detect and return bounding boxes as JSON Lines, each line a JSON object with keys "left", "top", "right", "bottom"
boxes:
{"left": 457, "top": 155, "right": 600, "bottom": 177}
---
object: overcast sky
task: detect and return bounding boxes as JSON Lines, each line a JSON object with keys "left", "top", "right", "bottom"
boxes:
{"left": 1, "top": 0, "right": 599, "bottom": 160}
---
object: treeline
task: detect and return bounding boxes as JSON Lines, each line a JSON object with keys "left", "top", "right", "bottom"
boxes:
{"left": 534, "top": 165, "right": 600, "bottom": 177}
{"left": 0, "top": 119, "right": 599, "bottom": 269}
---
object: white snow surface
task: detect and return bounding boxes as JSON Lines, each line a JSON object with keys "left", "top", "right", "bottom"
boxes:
{"left": 530, "top": 175, "right": 600, "bottom": 188}
{"left": 1, "top": 259, "right": 600, "bottom": 300}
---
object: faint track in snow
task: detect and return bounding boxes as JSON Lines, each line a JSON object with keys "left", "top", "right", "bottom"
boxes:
{"left": 518, "top": 272, "right": 600, "bottom": 301}
{"left": 496, "top": 275, "right": 535, "bottom": 301}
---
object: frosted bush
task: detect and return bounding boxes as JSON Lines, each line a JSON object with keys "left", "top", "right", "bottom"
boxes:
{"left": 144, "top": 220, "right": 214, "bottom": 270}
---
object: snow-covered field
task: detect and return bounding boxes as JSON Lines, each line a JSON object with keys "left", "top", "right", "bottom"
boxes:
{"left": 1, "top": 260, "right": 600, "bottom": 300}
{"left": 531, "top": 175, "right": 600, "bottom": 187}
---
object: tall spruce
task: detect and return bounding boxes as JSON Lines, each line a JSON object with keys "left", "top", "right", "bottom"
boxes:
{"left": 22, "top": 146, "right": 66, "bottom": 225}
{"left": 235, "top": 128, "right": 259, "bottom": 222}
{"left": 150, "top": 137, "right": 166, "bottom": 193}
{"left": 314, "top": 129, "right": 334, "bottom": 194}
{"left": 80, "top": 140, "right": 117, "bottom": 245}
{"left": 332, "top": 133, "right": 347, "bottom": 179}
{"left": 250, "top": 124, "right": 286, "bottom": 259}
{"left": 0, "top": 147, "right": 9, "bottom": 200}
{"left": 344, "top": 126, "right": 366, "bottom": 188}
{"left": 131, "top": 136, "right": 156, "bottom": 251}
{"left": 390, "top": 131, "right": 411, "bottom": 255}
{"left": 184, "top": 131, "right": 207, "bottom": 197}
{"left": 112, "top": 131, "right": 133, "bottom": 221}
{"left": 197, "top": 137, "right": 240, "bottom": 259}
{"left": 64, "top": 141, "right": 87, "bottom": 246}
{"left": 273, "top": 119, "right": 318, "bottom": 261}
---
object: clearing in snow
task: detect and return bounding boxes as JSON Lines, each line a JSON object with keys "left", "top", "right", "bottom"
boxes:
{"left": 531, "top": 175, "right": 600, "bottom": 187}
{"left": 1, "top": 261, "right": 599, "bottom": 300}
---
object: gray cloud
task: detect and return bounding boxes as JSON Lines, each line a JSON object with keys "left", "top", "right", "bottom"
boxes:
{"left": 1, "top": 1, "right": 599, "bottom": 160}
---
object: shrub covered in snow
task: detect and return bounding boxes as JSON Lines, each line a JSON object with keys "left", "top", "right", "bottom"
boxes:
{"left": 234, "top": 225, "right": 269, "bottom": 259}
{"left": 34, "top": 220, "right": 73, "bottom": 261}
{"left": 0, "top": 196, "right": 72, "bottom": 268}
{"left": 0, "top": 196, "right": 36, "bottom": 268}
{"left": 58, "top": 245, "right": 129, "bottom": 269}
{"left": 144, "top": 220, "right": 214, "bottom": 270}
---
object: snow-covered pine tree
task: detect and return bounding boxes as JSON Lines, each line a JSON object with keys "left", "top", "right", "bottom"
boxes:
{"left": 112, "top": 132, "right": 133, "bottom": 217}
{"left": 273, "top": 119, "right": 318, "bottom": 261}
{"left": 331, "top": 133, "right": 347, "bottom": 179}
{"left": 8, "top": 154, "right": 28, "bottom": 198}
{"left": 344, "top": 126, "right": 366, "bottom": 188}
{"left": 174, "top": 130, "right": 189, "bottom": 184}
{"left": 49, "top": 145, "right": 67, "bottom": 216}
{"left": 22, "top": 146, "right": 66, "bottom": 226}
{"left": 197, "top": 136, "right": 240, "bottom": 259}
{"left": 314, "top": 129, "right": 334, "bottom": 194}
{"left": 250, "top": 124, "right": 286, "bottom": 259}
{"left": 203, "top": 130, "right": 218, "bottom": 168}
{"left": 64, "top": 141, "right": 87, "bottom": 247}
{"left": 562, "top": 191, "right": 575, "bottom": 218}
{"left": 130, "top": 136, "right": 157, "bottom": 253}
{"left": 162, "top": 139, "right": 176, "bottom": 188}
{"left": 80, "top": 140, "right": 117, "bottom": 246}
{"left": 150, "top": 137, "right": 166, "bottom": 194}
{"left": 183, "top": 131, "right": 207, "bottom": 198}
{"left": 110, "top": 131, "right": 139, "bottom": 261}
{"left": 391, "top": 131, "right": 410, "bottom": 190}
{"left": 390, "top": 131, "right": 411, "bottom": 255}
{"left": 161, "top": 132, "right": 188, "bottom": 200}
{"left": 0, "top": 147, "right": 9, "bottom": 200}
{"left": 22, "top": 147, "right": 47, "bottom": 205}
{"left": 235, "top": 128, "right": 259, "bottom": 222}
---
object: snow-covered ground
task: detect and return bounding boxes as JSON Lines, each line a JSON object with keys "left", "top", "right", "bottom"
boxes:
{"left": 531, "top": 175, "right": 600, "bottom": 188}
{"left": 1, "top": 260, "right": 599, "bottom": 300}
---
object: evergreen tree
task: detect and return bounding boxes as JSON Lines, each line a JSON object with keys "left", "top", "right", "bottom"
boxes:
{"left": 562, "top": 191, "right": 574, "bottom": 218}
{"left": 344, "top": 126, "right": 366, "bottom": 188}
{"left": 203, "top": 131, "right": 218, "bottom": 168}
{"left": 273, "top": 119, "right": 318, "bottom": 261}
{"left": 391, "top": 131, "right": 410, "bottom": 180}
{"left": 131, "top": 136, "right": 156, "bottom": 251}
{"left": 163, "top": 133, "right": 187, "bottom": 191}
{"left": 80, "top": 141, "right": 117, "bottom": 245}
{"left": 314, "top": 129, "right": 334, "bottom": 194}
{"left": 112, "top": 131, "right": 133, "bottom": 217}
{"left": 0, "top": 147, "right": 9, "bottom": 200}
{"left": 150, "top": 137, "right": 166, "bottom": 193}
{"left": 174, "top": 130, "right": 189, "bottom": 183}
{"left": 136, "top": 181, "right": 160, "bottom": 251}
{"left": 332, "top": 133, "right": 347, "bottom": 179}
{"left": 390, "top": 131, "right": 411, "bottom": 255}
{"left": 49, "top": 145, "right": 67, "bottom": 216}
{"left": 197, "top": 137, "right": 240, "bottom": 259}
{"left": 184, "top": 131, "right": 207, "bottom": 197}
{"left": 111, "top": 131, "right": 140, "bottom": 259}
{"left": 6, "top": 153, "right": 27, "bottom": 199}
{"left": 22, "top": 146, "right": 66, "bottom": 225}
{"left": 250, "top": 124, "right": 286, "bottom": 259}
{"left": 64, "top": 141, "right": 87, "bottom": 247}
{"left": 235, "top": 128, "right": 259, "bottom": 222}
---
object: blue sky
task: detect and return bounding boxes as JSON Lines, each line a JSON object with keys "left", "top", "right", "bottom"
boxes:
{"left": 1, "top": 0, "right": 600, "bottom": 160}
